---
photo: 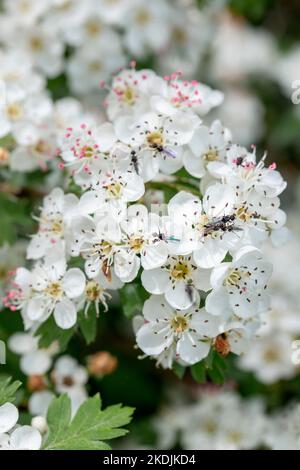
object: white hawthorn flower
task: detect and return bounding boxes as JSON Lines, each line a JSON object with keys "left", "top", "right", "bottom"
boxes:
{"left": 8, "top": 332, "right": 58, "bottom": 376}
{"left": 59, "top": 122, "right": 120, "bottom": 186}
{"left": 119, "top": 204, "right": 170, "bottom": 271}
{"left": 168, "top": 184, "right": 239, "bottom": 268}
{"left": 208, "top": 144, "right": 287, "bottom": 198}
{"left": 141, "top": 255, "right": 209, "bottom": 310}
{"left": 71, "top": 214, "right": 124, "bottom": 280}
{"left": 136, "top": 295, "right": 220, "bottom": 366}
{"left": 52, "top": 355, "right": 88, "bottom": 415}
{"left": 0, "top": 402, "right": 42, "bottom": 450}
{"left": 67, "top": 38, "right": 125, "bottom": 94}
{"left": 206, "top": 246, "right": 272, "bottom": 318}
{"left": 27, "top": 187, "right": 79, "bottom": 260}
{"left": 183, "top": 120, "right": 230, "bottom": 179}
{"left": 78, "top": 168, "right": 145, "bottom": 215}
{"left": 7, "top": 24, "right": 64, "bottom": 78}
{"left": 106, "top": 68, "right": 165, "bottom": 120}
{"left": 122, "top": 0, "right": 172, "bottom": 57}
{"left": 19, "top": 252, "right": 85, "bottom": 329}
{"left": 115, "top": 110, "right": 199, "bottom": 178}
{"left": 77, "top": 270, "right": 123, "bottom": 316}
{"left": 151, "top": 77, "right": 224, "bottom": 118}
{"left": 0, "top": 88, "right": 52, "bottom": 145}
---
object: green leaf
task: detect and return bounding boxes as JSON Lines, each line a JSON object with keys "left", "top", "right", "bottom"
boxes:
{"left": 207, "top": 352, "right": 228, "bottom": 385}
{"left": 172, "top": 363, "right": 186, "bottom": 379}
{"left": 35, "top": 316, "right": 75, "bottom": 351}
{"left": 43, "top": 394, "right": 134, "bottom": 450}
{"left": 78, "top": 309, "right": 97, "bottom": 344}
{"left": 119, "top": 283, "right": 148, "bottom": 319}
{"left": 0, "top": 376, "right": 22, "bottom": 406}
{"left": 190, "top": 361, "right": 206, "bottom": 383}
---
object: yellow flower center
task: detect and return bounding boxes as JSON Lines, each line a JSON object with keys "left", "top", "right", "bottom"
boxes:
{"left": 106, "top": 182, "right": 122, "bottom": 198}
{"left": 203, "top": 420, "right": 218, "bottom": 434}
{"left": 224, "top": 269, "right": 250, "bottom": 287}
{"left": 263, "top": 347, "right": 280, "bottom": 363}
{"left": 170, "top": 261, "right": 190, "bottom": 280}
{"left": 122, "top": 87, "right": 136, "bottom": 104}
{"left": 135, "top": 8, "right": 151, "bottom": 25}
{"left": 85, "top": 19, "right": 102, "bottom": 37}
{"left": 51, "top": 219, "right": 63, "bottom": 234}
{"left": 236, "top": 205, "right": 251, "bottom": 223}
{"left": 6, "top": 103, "right": 23, "bottom": 121}
{"left": 203, "top": 149, "right": 219, "bottom": 162}
{"left": 147, "top": 131, "right": 164, "bottom": 149}
{"left": 197, "top": 214, "right": 210, "bottom": 233}
{"left": 19, "top": 0, "right": 31, "bottom": 13}
{"left": 85, "top": 281, "right": 102, "bottom": 301}
{"left": 33, "top": 140, "right": 50, "bottom": 155}
{"left": 29, "top": 36, "right": 44, "bottom": 51}
{"left": 172, "top": 27, "right": 187, "bottom": 44}
{"left": 171, "top": 314, "right": 188, "bottom": 333}
{"left": 45, "top": 282, "right": 63, "bottom": 299}
{"left": 89, "top": 60, "right": 103, "bottom": 72}
{"left": 129, "top": 237, "right": 145, "bottom": 253}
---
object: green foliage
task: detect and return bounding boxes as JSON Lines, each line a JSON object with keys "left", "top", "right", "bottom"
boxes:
{"left": 35, "top": 316, "right": 75, "bottom": 351}
{"left": 119, "top": 282, "right": 148, "bottom": 319}
{"left": 43, "top": 394, "right": 134, "bottom": 450}
{"left": 78, "top": 308, "right": 97, "bottom": 345}
{"left": 229, "top": 0, "right": 276, "bottom": 24}
{"left": 190, "top": 351, "right": 229, "bottom": 385}
{"left": 0, "top": 193, "right": 33, "bottom": 244}
{"left": 0, "top": 376, "right": 22, "bottom": 406}
{"left": 190, "top": 361, "right": 206, "bottom": 383}
{"left": 173, "top": 363, "right": 186, "bottom": 380}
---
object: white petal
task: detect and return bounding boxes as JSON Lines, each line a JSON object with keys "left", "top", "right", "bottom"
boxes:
{"left": 136, "top": 323, "right": 172, "bottom": 356}
{"left": 165, "top": 281, "right": 197, "bottom": 310}
{"left": 63, "top": 268, "right": 86, "bottom": 298}
{"left": 8, "top": 333, "right": 37, "bottom": 355}
{"left": 27, "top": 297, "right": 48, "bottom": 321}
{"left": 28, "top": 391, "right": 54, "bottom": 417}
{"left": 193, "top": 241, "right": 227, "bottom": 269}
{"left": 54, "top": 299, "right": 77, "bottom": 329}
{"left": 190, "top": 309, "right": 222, "bottom": 337}
{"left": 203, "top": 183, "right": 235, "bottom": 217}
{"left": 141, "top": 243, "right": 168, "bottom": 270}
{"left": 79, "top": 191, "right": 102, "bottom": 214}
{"left": 0, "top": 403, "right": 18, "bottom": 434}
{"left": 177, "top": 334, "right": 210, "bottom": 365}
{"left": 143, "top": 295, "right": 173, "bottom": 322}
{"left": 206, "top": 288, "right": 231, "bottom": 316}
{"left": 21, "top": 350, "right": 52, "bottom": 375}
{"left": 10, "top": 426, "right": 42, "bottom": 450}
{"left": 141, "top": 268, "right": 170, "bottom": 294}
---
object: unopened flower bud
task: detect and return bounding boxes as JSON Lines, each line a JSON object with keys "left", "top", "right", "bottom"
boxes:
{"left": 87, "top": 351, "right": 118, "bottom": 377}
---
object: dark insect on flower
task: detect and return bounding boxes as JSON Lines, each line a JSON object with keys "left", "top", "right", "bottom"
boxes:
{"left": 152, "top": 230, "right": 180, "bottom": 244}
{"left": 236, "top": 156, "right": 244, "bottom": 166}
{"left": 130, "top": 150, "right": 140, "bottom": 174}
{"left": 204, "top": 214, "right": 242, "bottom": 236}
{"left": 102, "top": 260, "right": 112, "bottom": 282}
{"left": 185, "top": 283, "right": 195, "bottom": 304}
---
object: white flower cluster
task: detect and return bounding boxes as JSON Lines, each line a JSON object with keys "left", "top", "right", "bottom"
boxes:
{"left": 6, "top": 66, "right": 287, "bottom": 369}
{"left": 7, "top": 331, "right": 88, "bottom": 435}
{"left": 238, "top": 215, "right": 300, "bottom": 384}
{"left": 0, "top": 46, "right": 99, "bottom": 172}
{"left": 0, "top": 0, "right": 211, "bottom": 94}
{"left": 0, "top": 0, "right": 215, "bottom": 174}
{"left": 151, "top": 388, "right": 300, "bottom": 450}
{"left": 0, "top": 401, "right": 42, "bottom": 450}
{"left": 153, "top": 389, "right": 268, "bottom": 450}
